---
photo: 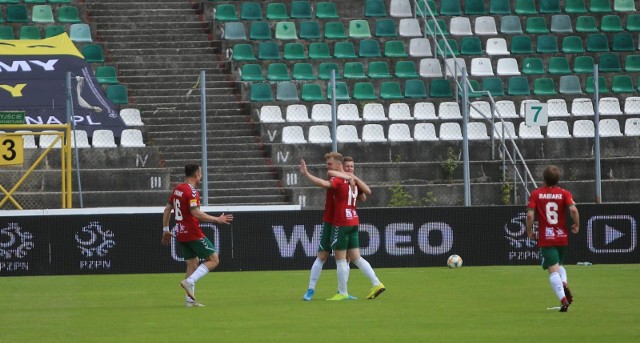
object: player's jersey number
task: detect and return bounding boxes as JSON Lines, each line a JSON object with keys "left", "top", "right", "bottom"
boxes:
{"left": 173, "top": 199, "right": 183, "bottom": 221}
{"left": 545, "top": 202, "right": 559, "bottom": 225}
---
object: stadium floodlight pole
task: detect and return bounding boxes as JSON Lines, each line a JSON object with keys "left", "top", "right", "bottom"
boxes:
{"left": 330, "top": 70, "right": 337, "bottom": 152}
{"left": 200, "top": 69, "right": 209, "bottom": 205}
{"left": 593, "top": 65, "right": 602, "bottom": 204}
{"left": 66, "top": 72, "right": 83, "bottom": 208}
{"left": 461, "top": 69, "right": 471, "bottom": 206}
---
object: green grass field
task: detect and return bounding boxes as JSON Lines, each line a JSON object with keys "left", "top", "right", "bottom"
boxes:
{"left": 1, "top": 265, "right": 638, "bottom": 343}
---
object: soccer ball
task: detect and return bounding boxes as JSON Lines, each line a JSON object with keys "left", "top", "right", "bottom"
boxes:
{"left": 447, "top": 254, "right": 463, "bottom": 268}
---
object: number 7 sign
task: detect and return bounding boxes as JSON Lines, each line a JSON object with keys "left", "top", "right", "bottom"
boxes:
{"left": 525, "top": 103, "right": 548, "bottom": 127}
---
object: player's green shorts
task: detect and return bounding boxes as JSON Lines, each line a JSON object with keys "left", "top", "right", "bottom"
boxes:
{"left": 331, "top": 225, "right": 360, "bottom": 251}
{"left": 540, "top": 246, "right": 568, "bottom": 270}
{"left": 318, "top": 222, "right": 333, "bottom": 252}
{"left": 179, "top": 237, "right": 217, "bottom": 260}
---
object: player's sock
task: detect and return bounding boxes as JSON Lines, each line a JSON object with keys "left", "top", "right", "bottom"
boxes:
{"left": 558, "top": 266, "right": 568, "bottom": 284}
{"left": 549, "top": 272, "right": 566, "bottom": 301}
{"left": 353, "top": 257, "right": 381, "bottom": 286}
{"left": 336, "top": 259, "right": 349, "bottom": 296}
{"left": 186, "top": 284, "right": 195, "bottom": 302}
{"left": 186, "top": 264, "right": 209, "bottom": 285}
{"left": 308, "top": 258, "right": 325, "bottom": 290}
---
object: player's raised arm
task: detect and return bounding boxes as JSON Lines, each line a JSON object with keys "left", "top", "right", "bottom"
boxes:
{"left": 191, "top": 208, "right": 234, "bottom": 224}
{"left": 300, "top": 159, "right": 332, "bottom": 189}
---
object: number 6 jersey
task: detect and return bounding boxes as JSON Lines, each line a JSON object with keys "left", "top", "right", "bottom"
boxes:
{"left": 527, "top": 186, "right": 575, "bottom": 247}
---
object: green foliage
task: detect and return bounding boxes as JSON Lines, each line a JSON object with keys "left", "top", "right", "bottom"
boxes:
{"left": 501, "top": 181, "right": 513, "bottom": 205}
{"left": 388, "top": 182, "right": 436, "bottom": 207}
{"left": 440, "top": 147, "right": 459, "bottom": 182}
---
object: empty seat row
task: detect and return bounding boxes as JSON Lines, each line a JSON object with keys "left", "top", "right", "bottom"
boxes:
{"left": 5, "top": 129, "right": 145, "bottom": 149}
{"left": 213, "top": 1, "right": 338, "bottom": 21}
{"left": 486, "top": 54, "right": 640, "bottom": 76}
{"left": 0, "top": 23, "right": 91, "bottom": 41}
{"left": 0, "top": 4, "right": 80, "bottom": 23}
{"left": 472, "top": 75, "right": 636, "bottom": 96}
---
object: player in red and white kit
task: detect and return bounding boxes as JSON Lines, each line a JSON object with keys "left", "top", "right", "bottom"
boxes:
{"left": 162, "top": 164, "right": 233, "bottom": 306}
{"left": 526, "top": 165, "right": 580, "bottom": 312}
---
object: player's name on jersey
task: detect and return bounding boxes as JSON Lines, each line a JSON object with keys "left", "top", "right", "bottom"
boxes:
{"left": 538, "top": 193, "right": 563, "bottom": 200}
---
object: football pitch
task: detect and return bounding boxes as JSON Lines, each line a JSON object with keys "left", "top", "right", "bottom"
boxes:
{"left": 1, "top": 265, "right": 638, "bottom": 343}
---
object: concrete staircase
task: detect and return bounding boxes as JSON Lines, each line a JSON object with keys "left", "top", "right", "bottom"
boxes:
{"left": 85, "top": 0, "right": 289, "bottom": 205}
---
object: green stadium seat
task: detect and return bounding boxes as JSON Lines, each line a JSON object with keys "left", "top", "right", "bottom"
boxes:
{"left": 440, "top": 0, "right": 461, "bottom": 15}
{"left": 465, "top": 0, "right": 487, "bottom": 14}
{"left": 240, "top": 2, "right": 262, "bottom": 20}
{"left": 249, "top": 21, "right": 271, "bottom": 40}
{"left": 0, "top": 26, "right": 14, "bottom": 39}
{"left": 375, "top": 19, "right": 397, "bottom": 38}
{"left": 417, "top": 0, "right": 439, "bottom": 16}
{"left": 429, "top": 79, "right": 453, "bottom": 98}
{"left": 601, "top": 15, "right": 623, "bottom": 32}
{"left": 223, "top": 22, "right": 246, "bottom": 40}
{"left": 57, "top": 6, "right": 81, "bottom": 23}
{"left": 301, "top": 84, "right": 323, "bottom": 101}
{"left": 599, "top": 54, "right": 622, "bottom": 72}
{"left": 250, "top": 83, "right": 273, "bottom": 102}
{"left": 299, "top": 21, "right": 321, "bottom": 40}
{"left": 395, "top": 61, "right": 418, "bottom": 78}
{"left": 541, "top": 0, "right": 561, "bottom": 13}
{"left": 500, "top": 16, "right": 522, "bottom": 34}
{"left": 266, "top": 3, "right": 289, "bottom": 20}
{"left": 309, "top": 42, "right": 331, "bottom": 59}
{"left": 565, "top": 0, "right": 587, "bottom": 13}
{"left": 353, "top": 82, "right": 377, "bottom": 100}
{"left": 318, "top": 62, "right": 341, "bottom": 80}
{"left": 0, "top": 0, "right": 20, "bottom": 3}
{"left": 515, "top": 0, "right": 537, "bottom": 14}
{"left": 49, "top": 0, "right": 71, "bottom": 3}
{"left": 324, "top": 21, "right": 347, "bottom": 39}
{"left": 590, "top": 0, "right": 612, "bottom": 13}
{"left": 548, "top": 56, "right": 571, "bottom": 74}
{"left": 537, "top": 35, "right": 558, "bottom": 53}
{"left": 612, "top": 75, "right": 634, "bottom": 93}
{"left": 384, "top": 40, "right": 408, "bottom": 57}
{"left": 106, "top": 85, "right": 129, "bottom": 104}
{"left": 358, "top": 39, "right": 381, "bottom": 57}
{"left": 316, "top": 2, "right": 339, "bottom": 19}
{"left": 533, "top": 78, "right": 557, "bottom": 95}
{"left": 575, "top": 16, "right": 598, "bottom": 32}
{"left": 585, "top": 76, "right": 609, "bottom": 94}
{"left": 258, "top": 42, "right": 280, "bottom": 60}
{"left": 558, "top": 75, "right": 583, "bottom": 94}
{"left": 460, "top": 37, "right": 483, "bottom": 55}
{"left": 510, "top": 35, "right": 533, "bottom": 54}
{"left": 404, "top": 79, "right": 427, "bottom": 98}
{"left": 467, "top": 79, "right": 484, "bottom": 98}
{"left": 526, "top": 17, "right": 549, "bottom": 33}
{"left": 614, "top": 0, "right": 636, "bottom": 11}
{"left": 436, "top": 38, "right": 459, "bottom": 57}
{"left": 283, "top": 42, "right": 306, "bottom": 60}
{"left": 69, "top": 23, "right": 92, "bottom": 42}
{"left": 550, "top": 14, "right": 573, "bottom": 33}
{"left": 490, "top": 0, "right": 511, "bottom": 14}
{"left": 6, "top": 5, "right": 28, "bottom": 22}
{"left": 240, "top": 64, "right": 264, "bottom": 81}
{"left": 380, "top": 81, "right": 403, "bottom": 100}
{"left": 275, "top": 22, "right": 297, "bottom": 40}
{"left": 290, "top": 1, "right": 312, "bottom": 19}
{"left": 426, "top": 18, "right": 448, "bottom": 35}
{"left": 81, "top": 44, "right": 104, "bottom": 63}
{"left": 625, "top": 55, "right": 640, "bottom": 71}
{"left": 20, "top": 26, "right": 41, "bottom": 40}
{"left": 562, "top": 36, "right": 584, "bottom": 53}
{"left": 45, "top": 26, "right": 65, "bottom": 38}
{"left": 365, "top": 0, "right": 387, "bottom": 17}
{"left": 507, "top": 76, "right": 531, "bottom": 95}
{"left": 586, "top": 33, "right": 609, "bottom": 52}
{"left": 95, "top": 66, "right": 119, "bottom": 84}
{"left": 24, "top": 0, "right": 47, "bottom": 3}
{"left": 613, "top": 32, "right": 634, "bottom": 51}
{"left": 522, "top": 57, "right": 545, "bottom": 74}
{"left": 626, "top": 14, "right": 640, "bottom": 31}
{"left": 333, "top": 41, "right": 356, "bottom": 58}
{"left": 32, "top": 5, "right": 54, "bottom": 23}
{"left": 232, "top": 43, "right": 256, "bottom": 61}
{"left": 215, "top": 4, "right": 238, "bottom": 21}
{"left": 482, "top": 77, "right": 504, "bottom": 96}
{"left": 573, "top": 56, "right": 595, "bottom": 73}
{"left": 344, "top": 62, "right": 366, "bottom": 79}
{"left": 327, "top": 82, "right": 350, "bottom": 100}
{"left": 349, "top": 20, "right": 371, "bottom": 38}
{"left": 368, "top": 61, "right": 391, "bottom": 79}
{"left": 292, "top": 63, "right": 315, "bottom": 80}
{"left": 267, "top": 63, "right": 290, "bottom": 81}
{"left": 276, "top": 82, "right": 299, "bottom": 101}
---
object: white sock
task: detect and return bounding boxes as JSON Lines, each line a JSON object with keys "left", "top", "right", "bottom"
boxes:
{"left": 308, "top": 258, "right": 325, "bottom": 290}
{"left": 336, "top": 259, "right": 349, "bottom": 295}
{"left": 186, "top": 264, "right": 209, "bottom": 285}
{"left": 354, "top": 257, "right": 380, "bottom": 287}
{"left": 558, "top": 266, "right": 568, "bottom": 285}
{"left": 549, "top": 272, "right": 566, "bottom": 301}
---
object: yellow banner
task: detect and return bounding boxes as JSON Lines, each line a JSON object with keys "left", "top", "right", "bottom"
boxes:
{"left": 0, "top": 33, "right": 83, "bottom": 58}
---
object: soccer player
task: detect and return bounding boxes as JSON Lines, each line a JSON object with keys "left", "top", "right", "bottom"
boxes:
{"left": 162, "top": 164, "right": 233, "bottom": 307}
{"left": 526, "top": 165, "right": 580, "bottom": 312}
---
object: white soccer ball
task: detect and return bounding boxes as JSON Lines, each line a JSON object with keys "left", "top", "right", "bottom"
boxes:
{"left": 447, "top": 254, "right": 463, "bottom": 268}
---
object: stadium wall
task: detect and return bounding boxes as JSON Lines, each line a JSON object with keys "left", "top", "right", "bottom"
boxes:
{"left": 0, "top": 204, "right": 637, "bottom": 276}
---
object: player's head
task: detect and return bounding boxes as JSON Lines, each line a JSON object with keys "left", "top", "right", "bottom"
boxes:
{"left": 324, "top": 152, "right": 344, "bottom": 171}
{"left": 543, "top": 165, "right": 561, "bottom": 186}
{"left": 185, "top": 164, "right": 203, "bottom": 183}
{"left": 343, "top": 156, "right": 355, "bottom": 174}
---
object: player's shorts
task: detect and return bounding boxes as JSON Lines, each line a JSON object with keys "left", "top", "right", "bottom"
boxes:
{"left": 330, "top": 225, "right": 359, "bottom": 251}
{"left": 318, "top": 222, "right": 333, "bottom": 252}
{"left": 539, "top": 246, "right": 568, "bottom": 270}
{"left": 179, "top": 237, "right": 217, "bottom": 260}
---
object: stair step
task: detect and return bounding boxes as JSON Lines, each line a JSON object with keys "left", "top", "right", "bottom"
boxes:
{"left": 110, "top": 47, "right": 218, "bottom": 56}
{"left": 102, "top": 41, "right": 216, "bottom": 49}
{"left": 113, "top": 61, "right": 226, "bottom": 69}
{"left": 88, "top": 2, "right": 194, "bottom": 11}
{"left": 132, "top": 101, "right": 247, "bottom": 110}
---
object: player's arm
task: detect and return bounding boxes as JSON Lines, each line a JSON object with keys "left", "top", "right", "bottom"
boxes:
{"left": 161, "top": 203, "right": 173, "bottom": 246}
{"left": 568, "top": 203, "right": 579, "bottom": 234}
{"left": 328, "top": 170, "right": 372, "bottom": 195}
{"left": 191, "top": 208, "right": 234, "bottom": 225}
{"left": 299, "top": 159, "right": 332, "bottom": 189}
{"left": 525, "top": 208, "right": 536, "bottom": 239}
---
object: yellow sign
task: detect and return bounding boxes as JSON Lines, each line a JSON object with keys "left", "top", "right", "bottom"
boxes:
{"left": 0, "top": 135, "right": 24, "bottom": 166}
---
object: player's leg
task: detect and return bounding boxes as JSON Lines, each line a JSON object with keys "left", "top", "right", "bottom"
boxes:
{"left": 541, "top": 247, "right": 569, "bottom": 311}
{"left": 184, "top": 258, "right": 200, "bottom": 306}
{"left": 557, "top": 246, "right": 572, "bottom": 304}
{"left": 304, "top": 223, "right": 332, "bottom": 301}
{"left": 178, "top": 241, "right": 198, "bottom": 301}
{"left": 347, "top": 229, "right": 385, "bottom": 299}
{"left": 181, "top": 238, "right": 218, "bottom": 301}
{"left": 327, "top": 226, "right": 352, "bottom": 300}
